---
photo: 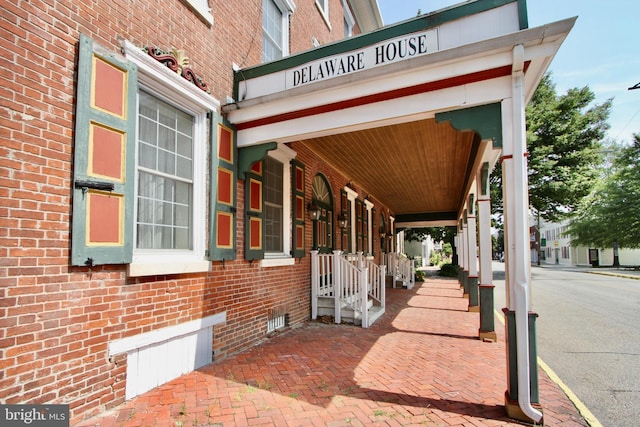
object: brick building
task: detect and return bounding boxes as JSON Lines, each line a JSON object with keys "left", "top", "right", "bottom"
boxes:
{"left": 1, "top": 0, "right": 388, "bottom": 422}
{"left": 1, "top": 0, "right": 574, "bottom": 424}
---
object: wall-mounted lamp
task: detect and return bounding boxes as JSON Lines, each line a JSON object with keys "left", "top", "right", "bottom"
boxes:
{"left": 338, "top": 214, "right": 349, "bottom": 229}
{"left": 379, "top": 232, "right": 386, "bottom": 239}
{"left": 308, "top": 203, "right": 321, "bottom": 221}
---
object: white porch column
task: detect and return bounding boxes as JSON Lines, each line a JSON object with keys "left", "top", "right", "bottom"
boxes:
{"left": 501, "top": 44, "right": 542, "bottom": 423}
{"left": 453, "top": 232, "right": 460, "bottom": 282}
{"left": 477, "top": 167, "right": 496, "bottom": 341}
{"left": 364, "top": 199, "right": 374, "bottom": 255}
{"left": 466, "top": 196, "right": 479, "bottom": 311}
{"left": 389, "top": 216, "right": 395, "bottom": 253}
{"left": 460, "top": 217, "right": 468, "bottom": 294}
{"left": 343, "top": 186, "right": 358, "bottom": 253}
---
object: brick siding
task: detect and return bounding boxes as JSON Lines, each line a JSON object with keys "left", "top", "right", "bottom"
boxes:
{"left": 0, "top": 0, "right": 392, "bottom": 423}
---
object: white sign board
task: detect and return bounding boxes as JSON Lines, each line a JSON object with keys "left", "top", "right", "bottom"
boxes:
{"left": 285, "top": 29, "right": 439, "bottom": 89}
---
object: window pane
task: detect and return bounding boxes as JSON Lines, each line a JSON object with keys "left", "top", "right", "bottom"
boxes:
{"left": 262, "top": 0, "right": 283, "bottom": 62}
{"left": 136, "top": 91, "right": 194, "bottom": 250}
{"left": 138, "top": 142, "right": 157, "bottom": 173}
{"left": 264, "top": 156, "right": 283, "bottom": 252}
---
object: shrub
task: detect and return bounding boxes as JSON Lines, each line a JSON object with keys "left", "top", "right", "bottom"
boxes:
{"left": 415, "top": 269, "right": 426, "bottom": 282}
{"left": 438, "top": 263, "right": 459, "bottom": 277}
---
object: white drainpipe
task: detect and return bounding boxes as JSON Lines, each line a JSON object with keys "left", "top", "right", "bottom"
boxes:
{"left": 511, "top": 44, "right": 542, "bottom": 423}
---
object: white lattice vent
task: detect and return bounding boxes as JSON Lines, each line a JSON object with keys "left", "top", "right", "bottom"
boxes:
{"left": 267, "top": 305, "right": 289, "bottom": 333}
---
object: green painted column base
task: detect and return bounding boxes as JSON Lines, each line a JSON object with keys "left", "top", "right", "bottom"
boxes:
{"left": 468, "top": 276, "right": 479, "bottom": 310}
{"left": 503, "top": 309, "right": 541, "bottom": 424}
{"left": 505, "top": 392, "right": 543, "bottom": 425}
{"left": 478, "top": 284, "right": 496, "bottom": 340}
{"left": 462, "top": 270, "right": 469, "bottom": 296}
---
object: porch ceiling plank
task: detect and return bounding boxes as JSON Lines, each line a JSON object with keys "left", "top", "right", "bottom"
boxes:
{"left": 299, "top": 118, "right": 475, "bottom": 219}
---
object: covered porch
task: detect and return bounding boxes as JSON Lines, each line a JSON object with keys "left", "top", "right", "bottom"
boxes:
{"left": 225, "top": 0, "right": 574, "bottom": 422}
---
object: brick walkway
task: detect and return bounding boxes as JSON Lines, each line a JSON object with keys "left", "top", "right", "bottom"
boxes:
{"left": 75, "top": 276, "right": 588, "bottom": 426}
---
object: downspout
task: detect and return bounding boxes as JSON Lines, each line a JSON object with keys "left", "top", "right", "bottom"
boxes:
{"left": 511, "top": 44, "right": 543, "bottom": 423}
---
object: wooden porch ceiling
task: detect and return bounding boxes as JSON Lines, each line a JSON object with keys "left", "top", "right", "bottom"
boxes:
{"left": 299, "top": 118, "right": 478, "bottom": 220}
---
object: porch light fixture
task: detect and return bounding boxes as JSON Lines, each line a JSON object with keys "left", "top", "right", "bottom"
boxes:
{"left": 379, "top": 232, "right": 386, "bottom": 239}
{"left": 308, "top": 203, "right": 321, "bottom": 221}
{"left": 338, "top": 214, "right": 349, "bottom": 229}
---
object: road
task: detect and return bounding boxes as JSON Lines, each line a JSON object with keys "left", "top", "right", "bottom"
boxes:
{"left": 492, "top": 262, "right": 640, "bottom": 427}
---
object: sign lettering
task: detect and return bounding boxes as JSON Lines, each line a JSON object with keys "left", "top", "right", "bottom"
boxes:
{"left": 286, "top": 29, "right": 438, "bottom": 89}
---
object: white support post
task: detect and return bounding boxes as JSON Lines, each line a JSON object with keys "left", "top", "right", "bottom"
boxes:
{"left": 467, "top": 199, "right": 479, "bottom": 310}
{"left": 380, "top": 265, "right": 386, "bottom": 310}
{"left": 502, "top": 44, "right": 542, "bottom": 423}
{"left": 360, "top": 266, "right": 369, "bottom": 328}
{"left": 311, "top": 250, "right": 319, "bottom": 320}
{"left": 477, "top": 198, "right": 492, "bottom": 288}
{"left": 462, "top": 217, "right": 469, "bottom": 296}
{"left": 477, "top": 192, "right": 497, "bottom": 341}
{"left": 332, "top": 250, "right": 342, "bottom": 324}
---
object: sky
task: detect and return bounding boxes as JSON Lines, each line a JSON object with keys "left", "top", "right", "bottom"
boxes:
{"left": 376, "top": 0, "right": 640, "bottom": 144}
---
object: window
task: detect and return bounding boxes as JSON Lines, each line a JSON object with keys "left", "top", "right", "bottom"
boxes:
{"left": 124, "top": 41, "right": 215, "bottom": 276}
{"left": 316, "top": 0, "right": 330, "bottom": 29}
{"left": 264, "top": 156, "right": 284, "bottom": 253}
{"left": 136, "top": 91, "right": 194, "bottom": 250}
{"left": 263, "top": 144, "right": 297, "bottom": 265}
{"left": 312, "top": 174, "right": 333, "bottom": 254}
{"left": 262, "top": 0, "right": 295, "bottom": 62}
{"left": 343, "top": 0, "right": 354, "bottom": 37}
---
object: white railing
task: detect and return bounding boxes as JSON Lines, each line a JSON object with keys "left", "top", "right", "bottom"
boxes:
{"left": 382, "top": 252, "right": 415, "bottom": 289}
{"left": 398, "top": 254, "right": 415, "bottom": 290}
{"left": 311, "top": 250, "right": 385, "bottom": 328}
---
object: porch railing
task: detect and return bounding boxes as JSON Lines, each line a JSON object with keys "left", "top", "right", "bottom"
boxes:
{"left": 311, "top": 250, "right": 384, "bottom": 328}
{"left": 382, "top": 252, "right": 415, "bottom": 289}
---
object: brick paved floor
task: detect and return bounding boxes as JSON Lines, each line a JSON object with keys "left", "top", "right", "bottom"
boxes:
{"left": 75, "top": 276, "right": 588, "bottom": 426}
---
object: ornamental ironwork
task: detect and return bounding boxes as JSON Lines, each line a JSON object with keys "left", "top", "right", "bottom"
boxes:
{"left": 144, "top": 46, "right": 209, "bottom": 93}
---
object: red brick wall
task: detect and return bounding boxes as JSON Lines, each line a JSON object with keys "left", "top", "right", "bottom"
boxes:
{"left": 0, "top": 0, "right": 390, "bottom": 423}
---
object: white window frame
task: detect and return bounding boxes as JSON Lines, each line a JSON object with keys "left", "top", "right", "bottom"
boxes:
{"left": 261, "top": 143, "right": 297, "bottom": 267}
{"left": 122, "top": 40, "right": 220, "bottom": 277}
{"left": 316, "top": 0, "right": 331, "bottom": 29}
{"left": 364, "top": 199, "right": 374, "bottom": 255}
{"left": 181, "top": 0, "right": 214, "bottom": 26}
{"left": 343, "top": 186, "right": 358, "bottom": 254}
{"left": 342, "top": 0, "right": 354, "bottom": 37}
{"left": 263, "top": 0, "right": 296, "bottom": 62}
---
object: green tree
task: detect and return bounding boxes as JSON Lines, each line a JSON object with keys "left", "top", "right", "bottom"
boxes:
{"left": 403, "top": 226, "right": 456, "bottom": 244}
{"left": 491, "top": 74, "right": 611, "bottom": 221}
{"left": 442, "top": 242, "right": 452, "bottom": 258}
{"left": 566, "top": 134, "right": 640, "bottom": 249}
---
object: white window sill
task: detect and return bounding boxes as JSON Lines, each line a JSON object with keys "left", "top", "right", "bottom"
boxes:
{"left": 128, "top": 259, "right": 210, "bottom": 277}
{"left": 260, "top": 257, "right": 295, "bottom": 268}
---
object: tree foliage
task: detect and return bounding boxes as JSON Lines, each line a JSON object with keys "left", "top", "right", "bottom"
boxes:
{"left": 403, "top": 226, "right": 455, "bottom": 244}
{"left": 490, "top": 74, "right": 612, "bottom": 222}
{"left": 566, "top": 134, "right": 640, "bottom": 248}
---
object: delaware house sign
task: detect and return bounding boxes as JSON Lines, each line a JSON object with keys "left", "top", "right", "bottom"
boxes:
{"left": 288, "top": 29, "right": 439, "bottom": 88}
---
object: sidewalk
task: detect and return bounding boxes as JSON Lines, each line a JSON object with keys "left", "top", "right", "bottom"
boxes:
{"left": 75, "top": 276, "right": 588, "bottom": 427}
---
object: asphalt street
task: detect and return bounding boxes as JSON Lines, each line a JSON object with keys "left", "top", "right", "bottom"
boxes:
{"left": 492, "top": 262, "right": 640, "bottom": 427}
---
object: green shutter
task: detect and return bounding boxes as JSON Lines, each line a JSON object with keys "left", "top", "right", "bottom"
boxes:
{"left": 355, "top": 199, "right": 363, "bottom": 252}
{"left": 340, "top": 189, "right": 350, "bottom": 252}
{"left": 371, "top": 207, "right": 376, "bottom": 256}
{"left": 291, "top": 160, "right": 305, "bottom": 258}
{"left": 71, "top": 34, "right": 137, "bottom": 267}
{"left": 245, "top": 161, "right": 265, "bottom": 261}
{"left": 209, "top": 114, "right": 237, "bottom": 261}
